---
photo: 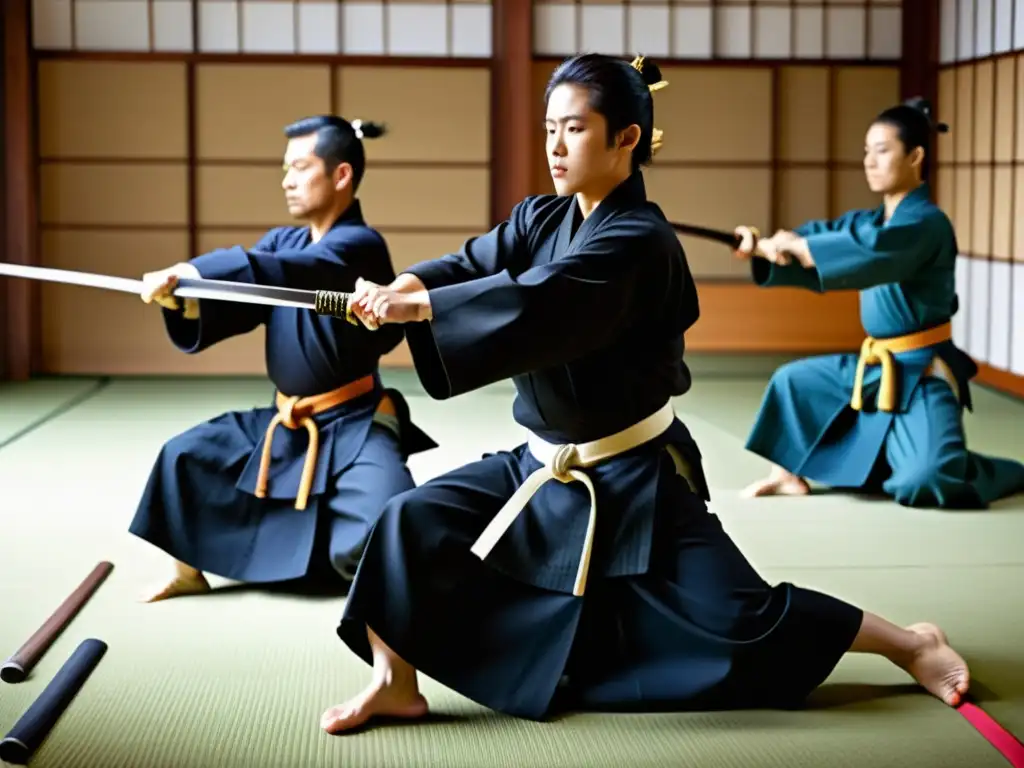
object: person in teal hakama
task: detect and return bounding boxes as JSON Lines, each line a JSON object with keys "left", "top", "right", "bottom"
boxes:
{"left": 734, "top": 98, "right": 1024, "bottom": 509}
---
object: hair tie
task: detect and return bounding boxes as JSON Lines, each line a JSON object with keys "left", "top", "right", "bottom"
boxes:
{"left": 351, "top": 119, "right": 364, "bottom": 139}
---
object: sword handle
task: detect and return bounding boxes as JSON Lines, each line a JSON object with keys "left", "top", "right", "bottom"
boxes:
{"left": 314, "top": 290, "right": 359, "bottom": 325}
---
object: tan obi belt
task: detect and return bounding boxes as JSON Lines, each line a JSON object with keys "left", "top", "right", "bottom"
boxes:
{"left": 851, "top": 321, "right": 953, "bottom": 413}
{"left": 255, "top": 374, "right": 395, "bottom": 510}
{"left": 470, "top": 401, "right": 676, "bottom": 598}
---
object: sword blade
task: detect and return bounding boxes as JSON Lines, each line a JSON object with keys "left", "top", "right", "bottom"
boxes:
{"left": 0, "top": 262, "right": 145, "bottom": 294}
{"left": 0, "top": 262, "right": 318, "bottom": 311}
{"left": 173, "top": 278, "right": 316, "bottom": 310}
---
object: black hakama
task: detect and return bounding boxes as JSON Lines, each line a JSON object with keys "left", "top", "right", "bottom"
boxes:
{"left": 337, "top": 174, "right": 863, "bottom": 718}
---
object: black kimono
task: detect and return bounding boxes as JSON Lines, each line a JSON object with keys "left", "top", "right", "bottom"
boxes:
{"left": 337, "top": 174, "right": 863, "bottom": 719}
{"left": 129, "top": 201, "right": 436, "bottom": 585}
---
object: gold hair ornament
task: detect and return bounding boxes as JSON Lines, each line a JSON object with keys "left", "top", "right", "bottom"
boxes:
{"left": 629, "top": 56, "right": 667, "bottom": 154}
{"left": 629, "top": 56, "right": 669, "bottom": 93}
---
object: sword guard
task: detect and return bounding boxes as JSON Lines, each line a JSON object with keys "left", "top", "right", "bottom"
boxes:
{"left": 314, "top": 290, "right": 359, "bottom": 325}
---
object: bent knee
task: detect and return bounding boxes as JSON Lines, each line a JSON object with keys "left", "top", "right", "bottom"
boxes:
{"left": 768, "top": 360, "right": 805, "bottom": 391}
{"left": 379, "top": 485, "right": 431, "bottom": 524}
{"left": 159, "top": 418, "right": 238, "bottom": 465}
{"left": 372, "top": 486, "right": 451, "bottom": 549}
{"left": 768, "top": 355, "right": 846, "bottom": 392}
{"left": 158, "top": 429, "right": 205, "bottom": 465}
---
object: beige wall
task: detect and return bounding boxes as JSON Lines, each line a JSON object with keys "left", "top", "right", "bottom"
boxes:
{"left": 936, "top": 0, "right": 1024, "bottom": 396}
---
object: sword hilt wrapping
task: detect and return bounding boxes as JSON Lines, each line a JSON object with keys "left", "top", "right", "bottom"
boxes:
{"left": 314, "top": 290, "right": 359, "bottom": 325}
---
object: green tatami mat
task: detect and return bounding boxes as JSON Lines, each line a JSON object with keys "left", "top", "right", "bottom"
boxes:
{"left": 0, "top": 377, "right": 105, "bottom": 446}
{"left": 761, "top": 564, "right": 1024, "bottom": 739}
{"left": 0, "top": 375, "right": 1022, "bottom": 767}
{"left": 0, "top": 561, "right": 1014, "bottom": 768}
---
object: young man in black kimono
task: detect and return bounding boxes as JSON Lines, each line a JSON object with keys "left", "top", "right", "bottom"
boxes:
{"left": 131, "top": 116, "right": 436, "bottom": 602}
{"left": 320, "top": 56, "right": 969, "bottom": 733}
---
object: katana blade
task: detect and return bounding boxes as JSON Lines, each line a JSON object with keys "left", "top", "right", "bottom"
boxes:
{"left": 0, "top": 262, "right": 358, "bottom": 323}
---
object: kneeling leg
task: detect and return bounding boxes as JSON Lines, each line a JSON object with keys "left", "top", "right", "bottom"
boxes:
{"left": 883, "top": 379, "right": 983, "bottom": 509}
{"left": 744, "top": 354, "right": 854, "bottom": 498}
{"left": 322, "top": 451, "right": 578, "bottom": 732}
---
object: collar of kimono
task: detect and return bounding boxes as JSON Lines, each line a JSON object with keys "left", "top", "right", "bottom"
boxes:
{"left": 468, "top": 401, "right": 676, "bottom": 597}
{"left": 877, "top": 183, "right": 931, "bottom": 225}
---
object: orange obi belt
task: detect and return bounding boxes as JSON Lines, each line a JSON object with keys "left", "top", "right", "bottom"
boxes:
{"left": 850, "top": 321, "right": 952, "bottom": 413}
{"left": 254, "top": 374, "right": 395, "bottom": 510}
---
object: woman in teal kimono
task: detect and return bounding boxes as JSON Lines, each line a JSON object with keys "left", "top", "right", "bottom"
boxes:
{"left": 734, "top": 98, "right": 1024, "bottom": 509}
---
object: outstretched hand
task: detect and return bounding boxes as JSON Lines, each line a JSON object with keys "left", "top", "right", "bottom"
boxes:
{"left": 349, "top": 277, "right": 433, "bottom": 329}
{"left": 141, "top": 262, "right": 201, "bottom": 319}
{"left": 732, "top": 227, "right": 803, "bottom": 267}
{"left": 733, "top": 225, "right": 760, "bottom": 257}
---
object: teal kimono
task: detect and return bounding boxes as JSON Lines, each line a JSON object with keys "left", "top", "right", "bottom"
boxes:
{"left": 745, "top": 183, "right": 1024, "bottom": 509}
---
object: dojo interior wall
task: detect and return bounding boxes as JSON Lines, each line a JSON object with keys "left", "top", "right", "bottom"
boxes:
{"left": 12, "top": 0, "right": 936, "bottom": 379}
{"left": 936, "top": 0, "right": 1024, "bottom": 399}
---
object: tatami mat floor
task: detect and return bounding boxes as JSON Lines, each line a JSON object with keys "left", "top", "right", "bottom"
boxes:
{"left": 1, "top": 355, "right": 1022, "bottom": 767}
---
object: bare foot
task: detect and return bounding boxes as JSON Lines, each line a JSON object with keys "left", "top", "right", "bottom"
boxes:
{"left": 901, "top": 622, "right": 970, "bottom": 706}
{"left": 320, "top": 681, "right": 429, "bottom": 734}
{"left": 139, "top": 572, "right": 211, "bottom": 603}
{"left": 742, "top": 466, "right": 811, "bottom": 498}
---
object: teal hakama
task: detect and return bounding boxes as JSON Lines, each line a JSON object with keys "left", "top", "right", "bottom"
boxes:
{"left": 745, "top": 184, "right": 1024, "bottom": 509}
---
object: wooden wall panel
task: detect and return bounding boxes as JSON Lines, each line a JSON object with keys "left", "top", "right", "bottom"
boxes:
{"left": 776, "top": 67, "right": 830, "bottom": 162}
{"left": 688, "top": 285, "right": 864, "bottom": 353}
{"left": 644, "top": 166, "right": 772, "bottom": 279}
{"left": 33, "top": 57, "right": 492, "bottom": 375}
{"left": 40, "top": 163, "right": 189, "bottom": 226}
{"left": 6, "top": 0, "right": 41, "bottom": 382}
{"left": 777, "top": 168, "right": 830, "bottom": 228}
{"left": 643, "top": 67, "right": 774, "bottom": 163}
{"left": 0, "top": 5, "right": 7, "bottom": 380}
{"left": 336, "top": 66, "right": 492, "bottom": 163}
{"left": 37, "top": 60, "right": 188, "bottom": 158}
{"left": 195, "top": 64, "right": 332, "bottom": 159}
{"left": 832, "top": 66, "right": 901, "bottom": 161}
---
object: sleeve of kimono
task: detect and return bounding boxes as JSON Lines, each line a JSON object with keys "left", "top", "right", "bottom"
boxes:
{"left": 755, "top": 213, "right": 945, "bottom": 293}
{"left": 165, "top": 223, "right": 366, "bottom": 353}
{"left": 162, "top": 229, "right": 279, "bottom": 353}
{"left": 400, "top": 198, "right": 532, "bottom": 289}
{"left": 793, "top": 218, "right": 847, "bottom": 237}
{"left": 403, "top": 219, "right": 664, "bottom": 399}
{"left": 187, "top": 226, "right": 362, "bottom": 291}
{"left": 750, "top": 212, "right": 856, "bottom": 290}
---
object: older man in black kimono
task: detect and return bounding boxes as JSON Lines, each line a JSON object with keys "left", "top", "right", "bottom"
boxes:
{"left": 130, "top": 115, "right": 435, "bottom": 602}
